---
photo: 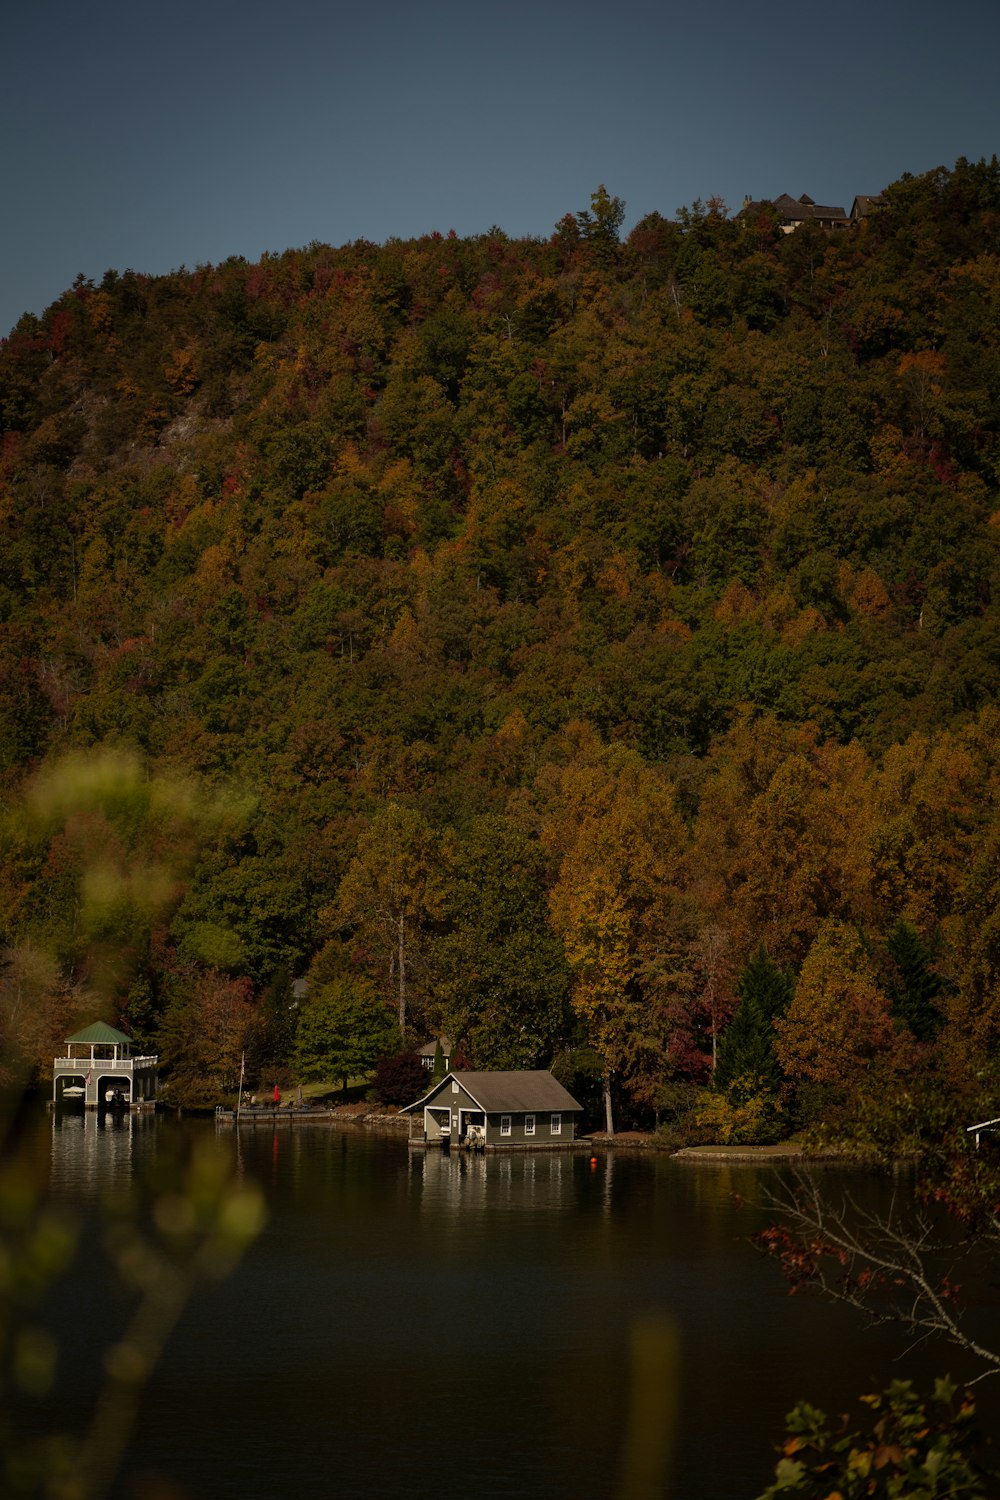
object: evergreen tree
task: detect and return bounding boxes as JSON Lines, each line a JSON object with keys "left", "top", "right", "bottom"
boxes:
{"left": 715, "top": 948, "right": 793, "bottom": 1096}
{"left": 886, "top": 920, "right": 945, "bottom": 1043}
{"left": 576, "top": 185, "right": 626, "bottom": 261}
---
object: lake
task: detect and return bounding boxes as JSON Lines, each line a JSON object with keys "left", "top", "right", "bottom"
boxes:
{"left": 9, "top": 1110, "right": 999, "bottom": 1499}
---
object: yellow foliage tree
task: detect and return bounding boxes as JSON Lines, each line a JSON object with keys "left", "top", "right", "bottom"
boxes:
{"left": 691, "top": 715, "right": 872, "bottom": 967}
{"left": 776, "top": 919, "right": 896, "bottom": 1097}
{"left": 864, "top": 730, "right": 982, "bottom": 932}
{"left": 544, "top": 734, "right": 689, "bottom": 1132}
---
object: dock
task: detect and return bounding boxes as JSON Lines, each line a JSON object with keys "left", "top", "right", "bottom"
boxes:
{"left": 408, "top": 1136, "right": 594, "bottom": 1152}
{"left": 215, "top": 1106, "right": 338, "bottom": 1126}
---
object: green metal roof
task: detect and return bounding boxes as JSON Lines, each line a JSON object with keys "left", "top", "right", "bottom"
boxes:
{"left": 65, "top": 1021, "right": 134, "bottom": 1047}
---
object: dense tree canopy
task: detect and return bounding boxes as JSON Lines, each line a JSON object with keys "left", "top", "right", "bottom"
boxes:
{"left": 4, "top": 159, "right": 1000, "bottom": 1132}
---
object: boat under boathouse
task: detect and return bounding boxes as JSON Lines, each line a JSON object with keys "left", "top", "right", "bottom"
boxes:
{"left": 53, "top": 1022, "right": 158, "bottom": 1110}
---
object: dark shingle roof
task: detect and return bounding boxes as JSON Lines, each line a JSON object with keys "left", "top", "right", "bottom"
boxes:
{"left": 407, "top": 1070, "right": 582, "bottom": 1113}
{"left": 416, "top": 1036, "right": 452, "bottom": 1058}
{"left": 777, "top": 194, "right": 847, "bottom": 220}
{"left": 740, "top": 193, "right": 847, "bottom": 224}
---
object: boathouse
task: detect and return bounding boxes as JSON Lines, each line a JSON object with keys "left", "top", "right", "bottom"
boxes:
{"left": 403, "top": 1070, "right": 583, "bottom": 1149}
{"left": 53, "top": 1022, "right": 158, "bottom": 1110}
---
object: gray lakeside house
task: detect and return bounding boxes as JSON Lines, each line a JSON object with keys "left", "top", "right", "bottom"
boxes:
{"left": 403, "top": 1070, "right": 584, "bottom": 1150}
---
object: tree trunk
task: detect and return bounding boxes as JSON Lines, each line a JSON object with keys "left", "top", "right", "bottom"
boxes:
{"left": 603, "top": 1073, "right": 615, "bottom": 1136}
{"left": 397, "top": 911, "right": 406, "bottom": 1034}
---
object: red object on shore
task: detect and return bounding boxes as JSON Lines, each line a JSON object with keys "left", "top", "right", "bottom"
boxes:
{"left": 273, "top": 1084, "right": 281, "bottom": 1105}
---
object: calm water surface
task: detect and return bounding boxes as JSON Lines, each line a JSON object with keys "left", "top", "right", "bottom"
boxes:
{"left": 17, "top": 1111, "right": 1000, "bottom": 1499}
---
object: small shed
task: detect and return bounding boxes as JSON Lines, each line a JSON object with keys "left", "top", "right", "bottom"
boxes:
{"left": 403, "top": 1070, "right": 583, "bottom": 1149}
{"left": 53, "top": 1022, "right": 158, "bottom": 1110}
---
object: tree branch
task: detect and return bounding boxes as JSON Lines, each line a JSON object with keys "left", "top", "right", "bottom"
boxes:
{"left": 758, "top": 1171, "right": 1000, "bottom": 1380}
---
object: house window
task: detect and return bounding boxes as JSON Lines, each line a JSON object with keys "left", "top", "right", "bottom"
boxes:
{"left": 550, "top": 1114, "right": 562, "bottom": 1135}
{"left": 500, "top": 1115, "right": 511, "bottom": 1137}
{"left": 422, "top": 1056, "right": 434, "bottom": 1069}
{"left": 451, "top": 1079, "right": 459, "bottom": 1093}
{"left": 525, "top": 1114, "right": 535, "bottom": 1136}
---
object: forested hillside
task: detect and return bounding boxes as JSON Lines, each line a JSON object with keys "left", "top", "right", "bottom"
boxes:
{"left": 3, "top": 159, "right": 1000, "bottom": 1137}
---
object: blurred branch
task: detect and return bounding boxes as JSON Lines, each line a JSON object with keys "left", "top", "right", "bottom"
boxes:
{"left": 616, "top": 1314, "right": 679, "bottom": 1500}
{"left": 1, "top": 1118, "right": 266, "bottom": 1500}
{"left": 757, "top": 1171, "right": 1000, "bottom": 1382}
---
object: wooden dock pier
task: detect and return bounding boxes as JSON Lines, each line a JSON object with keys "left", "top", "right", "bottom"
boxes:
{"left": 214, "top": 1106, "right": 338, "bottom": 1126}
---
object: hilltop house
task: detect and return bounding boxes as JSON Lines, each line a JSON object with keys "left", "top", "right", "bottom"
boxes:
{"left": 738, "top": 192, "right": 849, "bottom": 232}
{"left": 850, "top": 194, "right": 884, "bottom": 221}
{"left": 403, "top": 1070, "right": 584, "bottom": 1149}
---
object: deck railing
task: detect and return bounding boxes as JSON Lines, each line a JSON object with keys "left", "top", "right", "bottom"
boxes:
{"left": 54, "top": 1055, "right": 158, "bottom": 1071}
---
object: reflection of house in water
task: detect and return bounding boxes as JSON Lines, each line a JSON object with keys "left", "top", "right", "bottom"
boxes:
{"left": 409, "top": 1142, "right": 576, "bottom": 1214}
{"left": 52, "top": 1022, "right": 158, "bottom": 1110}
{"left": 49, "top": 1109, "right": 152, "bottom": 1196}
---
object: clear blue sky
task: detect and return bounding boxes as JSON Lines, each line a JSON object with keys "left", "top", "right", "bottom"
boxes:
{"left": 3, "top": 0, "right": 999, "bottom": 338}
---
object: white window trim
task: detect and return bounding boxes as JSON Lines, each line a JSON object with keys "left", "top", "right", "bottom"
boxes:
{"left": 550, "top": 1113, "right": 562, "bottom": 1135}
{"left": 524, "top": 1114, "right": 535, "bottom": 1136}
{"left": 500, "top": 1114, "right": 511, "bottom": 1137}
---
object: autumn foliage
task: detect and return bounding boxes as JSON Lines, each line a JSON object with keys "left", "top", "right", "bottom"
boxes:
{"left": 4, "top": 159, "right": 1000, "bottom": 1128}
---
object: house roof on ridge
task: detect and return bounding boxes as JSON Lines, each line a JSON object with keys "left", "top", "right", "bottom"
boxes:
{"left": 773, "top": 193, "right": 847, "bottom": 219}
{"left": 740, "top": 193, "right": 848, "bottom": 223}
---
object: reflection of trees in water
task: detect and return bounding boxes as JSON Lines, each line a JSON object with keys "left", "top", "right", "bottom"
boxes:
{"left": 2, "top": 1108, "right": 265, "bottom": 1500}
{"left": 49, "top": 1110, "right": 142, "bottom": 1197}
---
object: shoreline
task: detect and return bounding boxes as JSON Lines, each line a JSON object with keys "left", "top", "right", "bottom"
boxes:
{"left": 209, "top": 1106, "right": 842, "bottom": 1162}
{"left": 670, "top": 1143, "right": 807, "bottom": 1161}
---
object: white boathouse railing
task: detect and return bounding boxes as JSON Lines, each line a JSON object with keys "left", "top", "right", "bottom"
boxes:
{"left": 54, "top": 1055, "right": 158, "bottom": 1072}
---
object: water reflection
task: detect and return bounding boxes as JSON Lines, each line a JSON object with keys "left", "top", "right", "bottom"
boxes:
{"left": 48, "top": 1107, "right": 157, "bottom": 1196}
{"left": 19, "top": 1119, "right": 999, "bottom": 1500}
{"left": 410, "top": 1146, "right": 584, "bottom": 1216}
